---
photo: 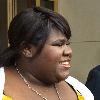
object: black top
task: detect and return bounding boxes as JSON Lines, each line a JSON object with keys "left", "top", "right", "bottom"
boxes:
{"left": 86, "top": 65, "right": 100, "bottom": 100}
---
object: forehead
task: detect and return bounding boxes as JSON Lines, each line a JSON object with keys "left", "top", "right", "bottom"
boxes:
{"left": 47, "top": 29, "right": 67, "bottom": 43}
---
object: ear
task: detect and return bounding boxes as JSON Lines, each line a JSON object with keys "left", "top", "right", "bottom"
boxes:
{"left": 20, "top": 42, "right": 36, "bottom": 58}
{"left": 22, "top": 47, "right": 33, "bottom": 57}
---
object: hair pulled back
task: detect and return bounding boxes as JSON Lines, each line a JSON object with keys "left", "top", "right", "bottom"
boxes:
{"left": 0, "top": 6, "right": 71, "bottom": 67}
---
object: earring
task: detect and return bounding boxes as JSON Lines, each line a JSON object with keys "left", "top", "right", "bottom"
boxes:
{"left": 22, "top": 49, "right": 32, "bottom": 57}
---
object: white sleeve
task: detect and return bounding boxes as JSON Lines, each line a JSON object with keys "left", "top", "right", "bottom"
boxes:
{"left": 0, "top": 67, "right": 5, "bottom": 100}
{"left": 66, "top": 76, "right": 94, "bottom": 100}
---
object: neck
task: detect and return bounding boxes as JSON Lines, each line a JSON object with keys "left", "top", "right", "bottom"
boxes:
{"left": 16, "top": 66, "right": 54, "bottom": 88}
{"left": 16, "top": 67, "right": 62, "bottom": 100}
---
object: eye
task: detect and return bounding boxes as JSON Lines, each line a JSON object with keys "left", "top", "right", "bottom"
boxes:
{"left": 51, "top": 42, "right": 63, "bottom": 47}
{"left": 56, "top": 42, "right": 64, "bottom": 47}
{"left": 51, "top": 39, "right": 68, "bottom": 47}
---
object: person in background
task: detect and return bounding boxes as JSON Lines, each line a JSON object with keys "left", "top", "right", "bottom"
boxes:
{"left": 86, "top": 65, "right": 100, "bottom": 100}
{"left": 0, "top": 6, "right": 94, "bottom": 100}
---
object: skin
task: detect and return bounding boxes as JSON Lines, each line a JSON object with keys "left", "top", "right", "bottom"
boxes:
{"left": 20, "top": 29, "right": 72, "bottom": 85}
{"left": 4, "top": 29, "right": 78, "bottom": 100}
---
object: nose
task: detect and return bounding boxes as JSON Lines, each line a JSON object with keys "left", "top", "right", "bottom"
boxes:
{"left": 63, "top": 45, "right": 72, "bottom": 57}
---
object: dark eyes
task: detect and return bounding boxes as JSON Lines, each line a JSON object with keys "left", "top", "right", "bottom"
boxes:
{"left": 52, "top": 41, "right": 70, "bottom": 47}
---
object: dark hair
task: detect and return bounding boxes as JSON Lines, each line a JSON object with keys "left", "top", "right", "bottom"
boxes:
{"left": 0, "top": 6, "right": 71, "bottom": 67}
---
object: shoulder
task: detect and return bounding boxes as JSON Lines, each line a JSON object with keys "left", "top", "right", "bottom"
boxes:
{"left": 65, "top": 76, "right": 94, "bottom": 100}
{"left": 86, "top": 65, "right": 100, "bottom": 85}
{"left": 89, "top": 65, "right": 100, "bottom": 74}
{"left": 92, "top": 65, "right": 100, "bottom": 71}
{"left": 85, "top": 65, "right": 100, "bottom": 100}
{"left": 0, "top": 67, "right": 5, "bottom": 100}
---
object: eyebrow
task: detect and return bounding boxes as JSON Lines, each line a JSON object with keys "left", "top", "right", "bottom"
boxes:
{"left": 51, "top": 39, "right": 68, "bottom": 44}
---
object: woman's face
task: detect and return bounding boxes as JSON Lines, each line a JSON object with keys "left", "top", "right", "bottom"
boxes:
{"left": 30, "top": 30, "right": 72, "bottom": 84}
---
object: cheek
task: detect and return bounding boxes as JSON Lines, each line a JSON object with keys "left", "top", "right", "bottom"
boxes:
{"left": 42, "top": 47, "right": 62, "bottom": 62}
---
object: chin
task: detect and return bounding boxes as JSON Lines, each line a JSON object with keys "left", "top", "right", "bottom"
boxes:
{"left": 56, "top": 72, "right": 69, "bottom": 82}
{"left": 38, "top": 72, "right": 69, "bottom": 85}
{"left": 39, "top": 77, "right": 61, "bottom": 86}
{"left": 55, "top": 67, "right": 70, "bottom": 81}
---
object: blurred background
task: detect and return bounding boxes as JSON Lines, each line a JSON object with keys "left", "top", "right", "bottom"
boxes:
{"left": 0, "top": 0, "right": 100, "bottom": 83}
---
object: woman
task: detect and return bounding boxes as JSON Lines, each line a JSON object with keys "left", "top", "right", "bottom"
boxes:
{"left": 0, "top": 6, "right": 93, "bottom": 100}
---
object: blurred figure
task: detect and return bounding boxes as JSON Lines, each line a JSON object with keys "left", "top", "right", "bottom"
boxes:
{"left": 86, "top": 65, "right": 100, "bottom": 100}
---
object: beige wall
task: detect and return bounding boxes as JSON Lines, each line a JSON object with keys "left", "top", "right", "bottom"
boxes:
{"left": 58, "top": 0, "right": 100, "bottom": 83}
